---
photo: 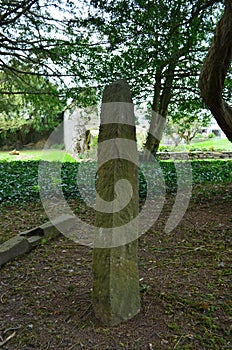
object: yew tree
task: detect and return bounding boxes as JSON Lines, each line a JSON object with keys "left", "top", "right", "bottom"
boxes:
{"left": 0, "top": 0, "right": 97, "bottom": 123}
{"left": 1, "top": 0, "right": 231, "bottom": 150}
{"left": 199, "top": 0, "right": 232, "bottom": 141}
{"left": 81, "top": 0, "right": 225, "bottom": 157}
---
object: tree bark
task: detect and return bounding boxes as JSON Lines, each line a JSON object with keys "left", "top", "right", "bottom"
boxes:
{"left": 199, "top": 0, "right": 232, "bottom": 142}
{"left": 144, "top": 63, "right": 175, "bottom": 160}
{"left": 16, "top": 130, "right": 24, "bottom": 146}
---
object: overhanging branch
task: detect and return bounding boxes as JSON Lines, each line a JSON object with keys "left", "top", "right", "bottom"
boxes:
{"left": 199, "top": 0, "right": 232, "bottom": 141}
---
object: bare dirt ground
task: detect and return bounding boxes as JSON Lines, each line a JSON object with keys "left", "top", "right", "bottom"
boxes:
{"left": 0, "top": 184, "right": 231, "bottom": 350}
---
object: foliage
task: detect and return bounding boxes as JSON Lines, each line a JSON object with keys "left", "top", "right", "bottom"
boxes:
{"left": 0, "top": 159, "right": 232, "bottom": 205}
{"left": 0, "top": 0, "right": 98, "bottom": 133}
{"left": 0, "top": 0, "right": 231, "bottom": 154}
{"left": 0, "top": 0, "right": 88, "bottom": 92}
{"left": 0, "top": 74, "right": 66, "bottom": 145}
{"left": 208, "top": 132, "right": 216, "bottom": 139}
{"left": 79, "top": 0, "right": 230, "bottom": 157}
{"left": 165, "top": 113, "right": 211, "bottom": 145}
{"left": 81, "top": 0, "right": 224, "bottom": 113}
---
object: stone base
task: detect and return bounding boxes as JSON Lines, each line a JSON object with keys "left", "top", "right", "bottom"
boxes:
{"left": 0, "top": 214, "right": 74, "bottom": 267}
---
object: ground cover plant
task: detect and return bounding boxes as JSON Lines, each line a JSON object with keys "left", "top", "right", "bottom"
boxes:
{"left": 0, "top": 158, "right": 231, "bottom": 349}
{"left": 0, "top": 160, "right": 232, "bottom": 207}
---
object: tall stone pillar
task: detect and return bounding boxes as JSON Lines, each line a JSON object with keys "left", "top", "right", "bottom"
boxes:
{"left": 92, "top": 79, "right": 140, "bottom": 326}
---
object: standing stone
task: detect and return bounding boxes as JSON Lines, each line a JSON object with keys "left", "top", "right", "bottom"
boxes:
{"left": 92, "top": 79, "right": 140, "bottom": 326}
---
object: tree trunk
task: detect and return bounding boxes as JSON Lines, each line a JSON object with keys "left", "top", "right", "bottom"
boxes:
{"left": 199, "top": 0, "right": 232, "bottom": 142}
{"left": 143, "top": 70, "right": 162, "bottom": 161}
{"left": 16, "top": 130, "right": 24, "bottom": 147}
{"left": 144, "top": 63, "right": 175, "bottom": 161}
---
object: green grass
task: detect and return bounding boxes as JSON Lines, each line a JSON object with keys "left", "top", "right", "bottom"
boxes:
{"left": 161, "top": 138, "right": 232, "bottom": 151}
{"left": 1, "top": 139, "right": 231, "bottom": 163}
{"left": 189, "top": 138, "right": 232, "bottom": 150}
{"left": 0, "top": 150, "right": 76, "bottom": 162}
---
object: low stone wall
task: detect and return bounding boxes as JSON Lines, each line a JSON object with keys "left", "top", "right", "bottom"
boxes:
{"left": 157, "top": 151, "right": 232, "bottom": 160}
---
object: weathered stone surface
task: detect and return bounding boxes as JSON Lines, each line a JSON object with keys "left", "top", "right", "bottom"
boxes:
{"left": 92, "top": 79, "right": 140, "bottom": 326}
{"left": 39, "top": 221, "right": 60, "bottom": 239}
{"left": 27, "top": 236, "right": 43, "bottom": 250}
{"left": 157, "top": 151, "right": 232, "bottom": 160}
{"left": 0, "top": 214, "right": 76, "bottom": 266}
{"left": 40, "top": 214, "right": 75, "bottom": 239}
{"left": 0, "top": 236, "right": 29, "bottom": 266}
{"left": 19, "top": 227, "right": 44, "bottom": 237}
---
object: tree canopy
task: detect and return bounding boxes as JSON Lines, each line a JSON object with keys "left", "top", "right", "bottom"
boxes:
{"left": 83, "top": 0, "right": 223, "bottom": 104}
{"left": 79, "top": 0, "right": 229, "bottom": 156}
{"left": 0, "top": 0, "right": 99, "bottom": 144}
{"left": 0, "top": 1, "right": 83, "bottom": 84}
{"left": 0, "top": 0, "right": 231, "bottom": 149}
{"left": 0, "top": 1, "right": 98, "bottom": 108}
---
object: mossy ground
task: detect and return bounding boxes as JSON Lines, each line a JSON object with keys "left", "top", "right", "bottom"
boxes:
{"left": 0, "top": 183, "right": 231, "bottom": 349}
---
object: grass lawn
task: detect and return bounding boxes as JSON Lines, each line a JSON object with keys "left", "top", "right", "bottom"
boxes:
{"left": 161, "top": 138, "right": 232, "bottom": 151}
{"left": 0, "top": 139, "right": 231, "bottom": 163}
{"left": 0, "top": 149, "right": 76, "bottom": 162}
{"left": 189, "top": 138, "right": 232, "bottom": 150}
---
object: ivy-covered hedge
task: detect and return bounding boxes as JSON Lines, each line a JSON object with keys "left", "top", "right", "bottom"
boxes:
{"left": 0, "top": 160, "right": 231, "bottom": 205}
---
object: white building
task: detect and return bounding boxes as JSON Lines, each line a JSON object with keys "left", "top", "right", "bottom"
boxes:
{"left": 202, "top": 118, "right": 226, "bottom": 138}
{"left": 63, "top": 105, "right": 99, "bottom": 154}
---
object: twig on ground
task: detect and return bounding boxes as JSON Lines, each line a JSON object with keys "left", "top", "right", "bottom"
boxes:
{"left": 0, "top": 292, "right": 7, "bottom": 304}
{"left": 3, "top": 326, "right": 21, "bottom": 334}
{"left": 173, "top": 334, "right": 184, "bottom": 349}
{"left": 173, "top": 334, "right": 193, "bottom": 349}
{"left": 0, "top": 331, "right": 16, "bottom": 347}
{"left": 67, "top": 341, "right": 83, "bottom": 350}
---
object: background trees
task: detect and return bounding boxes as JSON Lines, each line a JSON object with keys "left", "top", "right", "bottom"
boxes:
{"left": 81, "top": 0, "right": 226, "bottom": 156}
{"left": 0, "top": 0, "right": 96, "bottom": 146}
{"left": 1, "top": 0, "right": 231, "bottom": 150}
{"left": 166, "top": 109, "right": 211, "bottom": 146}
{"left": 0, "top": 74, "right": 65, "bottom": 147}
{"left": 0, "top": 0, "right": 86, "bottom": 88}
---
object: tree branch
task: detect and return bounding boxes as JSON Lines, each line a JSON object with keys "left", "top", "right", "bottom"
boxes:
{"left": 0, "top": 0, "right": 38, "bottom": 26}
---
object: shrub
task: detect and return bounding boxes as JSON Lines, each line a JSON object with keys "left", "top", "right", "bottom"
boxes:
{"left": 208, "top": 133, "right": 215, "bottom": 139}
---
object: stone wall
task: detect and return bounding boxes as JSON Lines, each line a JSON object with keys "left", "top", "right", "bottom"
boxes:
{"left": 157, "top": 151, "right": 232, "bottom": 160}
